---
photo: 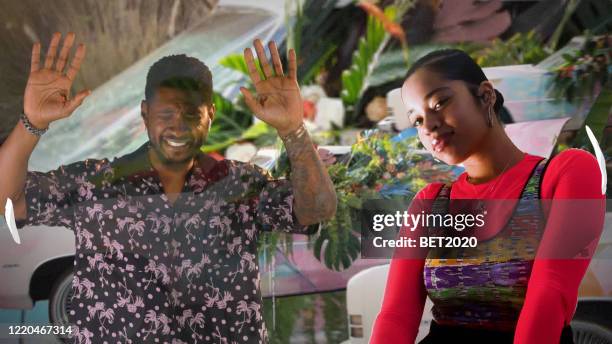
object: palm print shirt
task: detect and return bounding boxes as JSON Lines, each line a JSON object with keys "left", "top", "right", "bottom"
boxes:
{"left": 17, "top": 142, "right": 311, "bottom": 344}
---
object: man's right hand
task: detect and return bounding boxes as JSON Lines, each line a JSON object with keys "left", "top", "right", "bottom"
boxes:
{"left": 23, "top": 32, "right": 90, "bottom": 129}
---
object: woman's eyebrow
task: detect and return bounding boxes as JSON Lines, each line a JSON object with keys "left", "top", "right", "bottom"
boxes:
{"left": 423, "top": 86, "right": 451, "bottom": 101}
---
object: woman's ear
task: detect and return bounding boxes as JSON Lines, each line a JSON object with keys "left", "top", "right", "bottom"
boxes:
{"left": 478, "top": 81, "right": 496, "bottom": 108}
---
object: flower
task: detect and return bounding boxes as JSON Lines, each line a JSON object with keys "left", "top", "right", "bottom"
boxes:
{"left": 303, "top": 100, "right": 317, "bottom": 121}
{"left": 358, "top": 1, "right": 406, "bottom": 43}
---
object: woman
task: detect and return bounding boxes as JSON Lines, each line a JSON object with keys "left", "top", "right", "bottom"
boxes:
{"left": 371, "top": 49, "right": 605, "bottom": 344}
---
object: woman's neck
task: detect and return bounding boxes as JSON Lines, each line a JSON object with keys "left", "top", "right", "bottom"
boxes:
{"left": 462, "top": 127, "right": 524, "bottom": 184}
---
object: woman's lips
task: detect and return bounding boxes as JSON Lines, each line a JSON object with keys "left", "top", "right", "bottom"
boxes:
{"left": 431, "top": 133, "right": 453, "bottom": 153}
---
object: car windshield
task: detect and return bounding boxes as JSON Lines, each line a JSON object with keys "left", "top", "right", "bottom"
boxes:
{"left": 29, "top": 6, "right": 283, "bottom": 171}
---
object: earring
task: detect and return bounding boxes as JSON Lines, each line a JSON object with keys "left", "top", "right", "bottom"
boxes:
{"left": 487, "top": 106, "right": 493, "bottom": 127}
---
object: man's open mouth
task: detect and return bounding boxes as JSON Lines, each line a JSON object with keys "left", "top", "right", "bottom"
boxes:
{"left": 163, "top": 137, "right": 191, "bottom": 148}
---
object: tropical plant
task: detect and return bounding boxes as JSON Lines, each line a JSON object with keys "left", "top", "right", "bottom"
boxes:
{"left": 548, "top": 33, "right": 611, "bottom": 102}
{"left": 340, "top": 5, "right": 396, "bottom": 111}
{"left": 272, "top": 130, "right": 456, "bottom": 270}
{"left": 218, "top": 53, "right": 264, "bottom": 80}
{"left": 203, "top": 93, "right": 249, "bottom": 152}
{"left": 548, "top": 0, "right": 580, "bottom": 51}
{"left": 206, "top": 53, "right": 280, "bottom": 154}
{"left": 470, "top": 31, "right": 551, "bottom": 67}
{"left": 264, "top": 291, "right": 348, "bottom": 343}
{"left": 281, "top": 0, "right": 349, "bottom": 85}
{"left": 320, "top": 131, "right": 456, "bottom": 270}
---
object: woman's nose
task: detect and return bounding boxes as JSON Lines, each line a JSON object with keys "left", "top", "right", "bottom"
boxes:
{"left": 422, "top": 113, "right": 441, "bottom": 134}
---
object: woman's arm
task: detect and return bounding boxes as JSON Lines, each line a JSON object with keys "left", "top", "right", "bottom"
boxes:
{"left": 371, "top": 258, "right": 427, "bottom": 343}
{"left": 515, "top": 149, "right": 605, "bottom": 344}
{"left": 371, "top": 183, "right": 442, "bottom": 343}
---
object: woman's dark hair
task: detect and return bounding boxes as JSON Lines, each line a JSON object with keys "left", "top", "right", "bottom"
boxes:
{"left": 145, "top": 54, "right": 213, "bottom": 105}
{"left": 405, "top": 49, "right": 505, "bottom": 116}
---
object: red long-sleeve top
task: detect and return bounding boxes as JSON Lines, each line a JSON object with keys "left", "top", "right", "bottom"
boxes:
{"left": 371, "top": 149, "right": 606, "bottom": 344}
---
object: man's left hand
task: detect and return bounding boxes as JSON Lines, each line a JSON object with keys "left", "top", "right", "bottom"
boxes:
{"left": 241, "top": 39, "right": 303, "bottom": 137}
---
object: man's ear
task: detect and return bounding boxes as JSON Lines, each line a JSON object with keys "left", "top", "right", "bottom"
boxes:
{"left": 141, "top": 100, "right": 148, "bottom": 120}
{"left": 208, "top": 103, "right": 216, "bottom": 122}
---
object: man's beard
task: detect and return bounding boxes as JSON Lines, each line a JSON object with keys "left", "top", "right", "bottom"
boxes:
{"left": 150, "top": 135, "right": 204, "bottom": 166}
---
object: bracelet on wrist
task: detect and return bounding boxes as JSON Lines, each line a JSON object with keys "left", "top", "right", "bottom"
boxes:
{"left": 20, "top": 113, "right": 48, "bottom": 137}
{"left": 280, "top": 123, "right": 307, "bottom": 142}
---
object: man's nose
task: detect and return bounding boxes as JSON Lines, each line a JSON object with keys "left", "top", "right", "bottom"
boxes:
{"left": 168, "top": 112, "right": 191, "bottom": 132}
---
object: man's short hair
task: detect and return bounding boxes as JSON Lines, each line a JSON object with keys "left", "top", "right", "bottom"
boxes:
{"left": 145, "top": 54, "right": 213, "bottom": 104}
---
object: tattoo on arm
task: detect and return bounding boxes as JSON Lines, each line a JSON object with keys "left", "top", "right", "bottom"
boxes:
{"left": 282, "top": 128, "right": 337, "bottom": 225}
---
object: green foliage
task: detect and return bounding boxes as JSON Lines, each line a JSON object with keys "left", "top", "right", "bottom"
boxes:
{"left": 471, "top": 31, "right": 550, "bottom": 67}
{"left": 548, "top": 0, "right": 580, "bottom": 51}
{"left": 321, "top": 131, "right": 456, "bottom": 270}
{"left": 273, "top": 130, "right": 456, "bottom": 270}
{"left": 219, "top": 53, "right": 249, "bottom": 75}
{"left": 202, "top": 93, "right": 276, "bottom": 153}
{"left": 340, "top": 7, "right": 395, "bottom": 112}
{"left": 366, "top": 43, "right": 456, "bottom": 90}
{"left": 566, "top": 85, "right": 612, "bottom": 153}
{"left": 313, "top": 198, "right": 361, "bottom": 271}
{"left": 264, "top": 291, "right": 349, "bottom": 343}
{"left": 323, "top": 291, "right": 350, "bottom": 342}
{"left": 263, "top": 291, "right": 313, "bottom": 343}
{"left": 283, "top": 0, "right": 345, "bottom": 85}
{"left": 365, "top": 49, "right": 408, "bottom": 87}
{"left": 548, "top": 34, "right": 611, "bottom": 102}
{"left": 218, "top": 53, "right": 264, "bottom": 79}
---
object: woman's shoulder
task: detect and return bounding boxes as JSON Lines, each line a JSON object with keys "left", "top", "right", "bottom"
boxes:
{"left": 545, "top": 148, "right": 600, "bottom": 178}
{"left": 541, "top": 148, "right": 602, "bottom": 199}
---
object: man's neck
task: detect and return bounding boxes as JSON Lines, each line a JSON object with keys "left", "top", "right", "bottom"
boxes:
{"left": 147, "top": 147, "right": 194, "bottom": 180}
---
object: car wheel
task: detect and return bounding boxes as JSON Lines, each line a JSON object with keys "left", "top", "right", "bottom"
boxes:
{"left": 48, "top": 268, "right": 74, "bottom": 341}
{"left": 572, "top": 320, "right": 612, "bottom": 344}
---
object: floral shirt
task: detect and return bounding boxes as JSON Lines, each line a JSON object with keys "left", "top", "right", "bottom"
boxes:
{"left": 17, "top": 143, "right": 310, "bottom": 344}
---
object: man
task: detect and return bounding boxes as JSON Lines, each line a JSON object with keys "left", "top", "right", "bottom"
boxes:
{"left": 0, "top": 32, "right": 336, "bottom": 343}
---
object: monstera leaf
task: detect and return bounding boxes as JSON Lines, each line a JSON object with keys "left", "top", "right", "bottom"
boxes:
{"left": 312, "top": 198, "right": 361, "bottom": 271}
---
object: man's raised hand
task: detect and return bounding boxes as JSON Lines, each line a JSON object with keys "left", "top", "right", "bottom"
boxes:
{"left": 23, "top": 32, "right": 91, "bottom": 129}
{"left": 240, "top": 39, "right": 304, "bottom": 137}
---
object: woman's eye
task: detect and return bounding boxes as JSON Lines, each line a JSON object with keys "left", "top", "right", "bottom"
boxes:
{"left": 412, "top": 118, "right": 423, "bottom": 127}
{"left": 433, "top": 98, "right": 449, "bottom": 111}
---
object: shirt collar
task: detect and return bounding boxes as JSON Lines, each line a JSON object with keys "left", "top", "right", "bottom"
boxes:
{"left": 109, "top": 141, "right": 228, "bottom": 194}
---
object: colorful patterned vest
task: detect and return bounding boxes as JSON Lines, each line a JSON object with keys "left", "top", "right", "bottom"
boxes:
{"left": 424, "top": 158, "right": 549, "bottom": 331}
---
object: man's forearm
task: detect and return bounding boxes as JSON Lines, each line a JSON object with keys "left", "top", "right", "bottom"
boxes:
{"left": 0, "top": 120, "right": 39, "bottom": 214}
{"left": 281, "top": 126, "right": 337, "bottom": 225}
